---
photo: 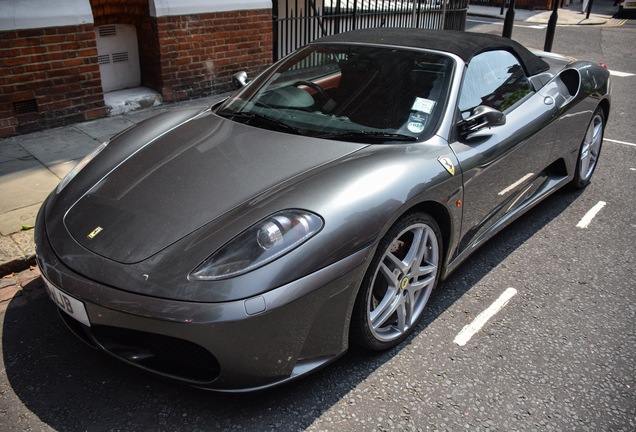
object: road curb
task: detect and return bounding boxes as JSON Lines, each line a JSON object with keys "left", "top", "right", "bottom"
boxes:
{"left": 0, "top": 256, "right": 37, "bottom": 277}
{"left": 0, "top": 231, "right": 36, "bottom": 277}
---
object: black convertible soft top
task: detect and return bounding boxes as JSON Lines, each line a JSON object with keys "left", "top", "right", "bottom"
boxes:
{"left": 313, "top": 28, "right": 550, "bottom": 77}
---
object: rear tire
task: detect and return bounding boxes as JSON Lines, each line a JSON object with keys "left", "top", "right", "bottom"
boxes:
{"left": 571, "top": 107, "right": 604, "bottom": 189}
{"left": 350, "top": 212, "right": 442, "bottom": 351}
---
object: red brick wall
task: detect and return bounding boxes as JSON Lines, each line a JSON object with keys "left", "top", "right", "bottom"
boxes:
{"left": 154, "top": 9, "right": 273, "bottom": 102}
{"left": 0, "top": 7, "right": 273, "bottom": 137}
{"left": 0, "top": 24, "right": 107, "bottom": 137}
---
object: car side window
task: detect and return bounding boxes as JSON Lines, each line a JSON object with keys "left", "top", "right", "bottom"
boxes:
{"left": 458, "top": 50, "right": 533, "bottom": 116}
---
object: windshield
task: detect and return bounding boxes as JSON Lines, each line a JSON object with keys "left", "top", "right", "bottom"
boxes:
{"left": 217, "top": 44, "right": 454, "bottom": 143}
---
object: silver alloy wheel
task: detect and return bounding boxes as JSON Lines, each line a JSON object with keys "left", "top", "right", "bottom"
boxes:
{"left": 578, "top": 112, "right": 604, "bottom": 183}
{"left": 368, "top": 222, "right": 439, "bottom": 342}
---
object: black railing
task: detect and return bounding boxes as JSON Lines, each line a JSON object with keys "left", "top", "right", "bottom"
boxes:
{"left": 274, "top": 0, "right": 469, "bottom": 60}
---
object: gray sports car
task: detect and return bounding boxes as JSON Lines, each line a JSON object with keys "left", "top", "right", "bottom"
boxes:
{"left": 35, "top": 29, "right": 610, "bottom": 392}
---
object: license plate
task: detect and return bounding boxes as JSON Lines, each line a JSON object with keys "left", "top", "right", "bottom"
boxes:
{"left": 627, "top": 2, "right": 636, "bottom": 6}
{"left": 44, "top": 277, "right": 91, "bottom": 327}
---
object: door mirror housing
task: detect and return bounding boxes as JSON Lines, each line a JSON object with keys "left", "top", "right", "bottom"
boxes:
{"left": 458, "top": 105, "right": 506, "bottom": 138}
{"left": 232, "top": 71, "right": 249, "bottom": 89}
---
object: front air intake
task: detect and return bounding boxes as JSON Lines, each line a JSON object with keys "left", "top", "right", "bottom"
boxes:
{"left": 90, "top": 325, "right": 220, "bottom": 384}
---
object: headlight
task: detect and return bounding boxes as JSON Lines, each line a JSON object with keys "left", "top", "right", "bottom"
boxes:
{"left": 56, "top": 141, "right": 109, "bottom": 194}
{"left": 189, "top": 210, "right": 323, "bottom": 281}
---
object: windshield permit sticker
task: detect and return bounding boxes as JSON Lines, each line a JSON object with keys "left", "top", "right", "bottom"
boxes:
{"left": 437, "top": 157, "right": 455, "bottom": 176}
{"left": 408, "top": 122, "right": 425, "bottom": 133}
{"left": 412, "top": 97, "right": 436, "bottom": 114}
{"left": 407, "top": 112, "right": 427, "bottom": 133}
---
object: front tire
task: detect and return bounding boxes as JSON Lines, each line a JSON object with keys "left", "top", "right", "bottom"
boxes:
{"left": 351, "top": 212, "right": 442, "bottom": 351}
{"left": 572, "top": 107, "right": 605, "bottom": 189}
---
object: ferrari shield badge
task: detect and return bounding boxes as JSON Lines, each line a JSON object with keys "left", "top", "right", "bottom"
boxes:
{"left": 87, "top": 226, "right": 103, "bottom": 239}
{"left": 438, "top": 156, "right": 455, "bottom": 176}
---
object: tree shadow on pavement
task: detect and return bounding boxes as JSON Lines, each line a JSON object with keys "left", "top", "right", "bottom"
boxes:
{"left": 1, "top": 188, "right": 584, "bottom": 431}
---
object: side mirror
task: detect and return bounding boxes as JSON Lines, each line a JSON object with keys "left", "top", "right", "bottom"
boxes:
{"left": 458, "top": 105, "right": 506, "bottom": 138}
{"left": 232, "top": 71, "right": 248, "bottom": 89}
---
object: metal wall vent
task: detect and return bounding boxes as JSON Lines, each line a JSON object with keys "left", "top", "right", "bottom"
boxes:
{"left": 98, "top": 54, "right": 110, "bottom": 65}
{"left": 112, "top": 51, "right": 129, "bottom": 63}
{"left": 99, "top": 25, "right": 117, "bottom": 37}
{"left": 13, "top": 99, "right": 38, "bottom": 115}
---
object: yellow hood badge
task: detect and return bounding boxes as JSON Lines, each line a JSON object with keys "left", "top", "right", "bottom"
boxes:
{"left": 87, "top": 226, "right": 103, "bottom": 239}
{"left": 438, "top": 156, "right": 455, "bottom": 176}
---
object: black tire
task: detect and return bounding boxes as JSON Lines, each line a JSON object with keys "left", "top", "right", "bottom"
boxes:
{"left": 571, "top": 107, "right": 605, "bottom": 189}
{"left": 350, "top": 212, "right": 443, "bottom": 351}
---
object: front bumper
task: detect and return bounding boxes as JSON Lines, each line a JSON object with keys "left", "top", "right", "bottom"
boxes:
{"left": 35, "top": 216, "right": 370, "bottom": 392}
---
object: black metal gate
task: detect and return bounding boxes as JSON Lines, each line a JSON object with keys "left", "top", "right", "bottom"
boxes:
{"left": 273, "top": 0, "right": 469, "bottom": 60}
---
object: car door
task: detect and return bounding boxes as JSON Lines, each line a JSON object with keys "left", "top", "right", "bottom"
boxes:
{"left": 449, "top": 50, "right": 559, "bottom": 254}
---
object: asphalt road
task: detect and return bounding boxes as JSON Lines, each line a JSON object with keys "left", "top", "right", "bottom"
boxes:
{"left": 1, "top": 19, "right": 635, "bottom": 432}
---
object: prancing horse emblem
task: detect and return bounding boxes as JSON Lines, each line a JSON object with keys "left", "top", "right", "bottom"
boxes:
{"left": 437, "top": 156, "right": 455, "bottom": 176}
{"left": 87, "top": 226, "right": 103, "bottom": 239}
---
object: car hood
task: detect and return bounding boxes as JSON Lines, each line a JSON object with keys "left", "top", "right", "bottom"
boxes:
{"left": 62, "top": 110, "right": 366, "bottom": 264}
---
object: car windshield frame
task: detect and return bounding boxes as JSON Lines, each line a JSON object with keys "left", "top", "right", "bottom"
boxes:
{"left": 217, "top": 43, "right": 455, "bottom": 144}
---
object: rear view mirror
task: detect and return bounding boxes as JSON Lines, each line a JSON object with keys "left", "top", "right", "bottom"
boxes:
{"left": 458, "top": 105, "right": 506, "bottom": 138}
{"left": 232, "top": 71, "right": 249, "bottom": 89}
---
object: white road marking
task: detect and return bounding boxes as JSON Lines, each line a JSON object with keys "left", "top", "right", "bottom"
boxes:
{"left": 609, "top": 19, "right": 628, "bottom": 27}
{"left": 467, "top": 18, "right": 501, "bottom": 24}
{"left": 609, "top": 70, "right": 635, "bottom": 77}
{"left": 467, "top": 19, "right": 546, "bottom": 29}
{"left": 576, "top": 201, "right": 606, "bottom": 229}
{"left": 454, "top": 288, "right": 518, "bottom": 346}
{"left": 605, "top": 138, "right": 636, "bottom": 147}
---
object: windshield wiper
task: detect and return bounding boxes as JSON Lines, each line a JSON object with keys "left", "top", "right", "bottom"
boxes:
{"left": 317, "top": 131, "right": 417, "bottom": 143}
{"left": 222, "top": 111, "right": 302, "bottom": 135}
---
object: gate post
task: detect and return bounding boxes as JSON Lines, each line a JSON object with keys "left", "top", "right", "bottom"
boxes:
{"left": 272, "top": 0, "right": 279, "bottom": 61}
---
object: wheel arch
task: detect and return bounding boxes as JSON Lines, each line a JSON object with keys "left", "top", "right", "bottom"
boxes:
{"left": 399, "top": 200, "right": 454, "bottom": 269}
{"left": 598, "top": 98, "right": 610, "bottom": 125}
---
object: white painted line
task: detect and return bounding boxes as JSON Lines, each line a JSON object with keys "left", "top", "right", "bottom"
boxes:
{"left": 605, "top": 138, "right": 636, "bottom": 148}
{"left": 576, "top": 201, "right": 606, "bottom": 229}
{"left": 467, "top": 20, "right": 545, "bottom": 29}
{"left": 454, "top": 288, "right": 517, "bottom": 346}
{"left": 466, "top": 18, "right": 500, "bottom": 24}
{"left": 609, "top": 70, "right": 635, "bottom": 77}
{"left": 520, "top": 25, "right": 547, "bottom": 29}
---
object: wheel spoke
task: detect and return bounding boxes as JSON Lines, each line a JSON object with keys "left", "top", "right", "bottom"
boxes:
{"left": 370, "top": 285, "right": 401, "bottom": 330}
{"left": 593, "top": 120, "right": 603, "bottom": 143}
{"left": 370, "top": 261, "right": 401, "bottom": 328}
{"left": 409, "top": 232, "right": 438, "bottom": 287}
{"left": 395, "top": 300, "right": 407, "bottom": 333}
{"left": 378, "top": 260, "right": 400, "bottom": 287}
{"left": 402, "top": 287, "right": 416, "bottom": 331}
{"left": 403, "top": 227, "right": 425, "bottom": 270}
{"left": 384, "top": 249, "right": 408, "bottom": 275}
{"left": 409, "top": 273, "right": 436, "bottom": 292}
{"left": 590, "top": 120, "right": 603, "bottom": 161}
